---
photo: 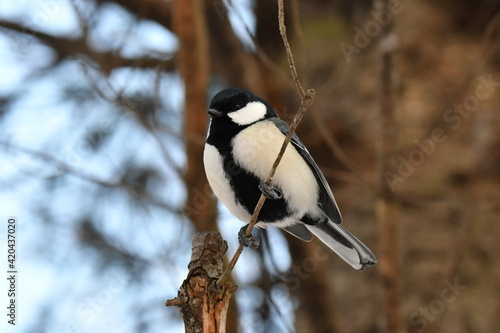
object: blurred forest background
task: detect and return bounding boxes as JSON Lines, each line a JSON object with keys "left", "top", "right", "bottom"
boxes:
{"left": 1, "top": 0, "right": 499, "bottom": 332}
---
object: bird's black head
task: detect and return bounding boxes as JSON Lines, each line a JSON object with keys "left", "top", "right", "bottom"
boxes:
{"left": 207, "top": 88, "right": 277, "bottom": 126}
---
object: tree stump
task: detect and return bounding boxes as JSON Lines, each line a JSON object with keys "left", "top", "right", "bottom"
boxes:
{"left": 166, "top": 232, "right": 237, "bottom": 333}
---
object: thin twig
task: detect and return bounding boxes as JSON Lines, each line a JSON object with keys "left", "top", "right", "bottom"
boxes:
{"left": 216, "top": 0, "right": 315, "bottom": 287}
{"left": 278, "top": 0, "right": 305, "bottom": 98}
{"left": 78, "top": 60, "right": 184, "bottom": 178}
{"left": 310, "top": 108, "right": 363, "bottom": 174}
{"left": 224, "top": 1, "right": 294, "bottom": 92}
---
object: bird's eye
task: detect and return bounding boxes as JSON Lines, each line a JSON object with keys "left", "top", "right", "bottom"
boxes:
{"left": 234, "top": 104, "right": 241, "bottom": 109}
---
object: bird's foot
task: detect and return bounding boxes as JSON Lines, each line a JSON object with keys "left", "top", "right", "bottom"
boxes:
{"left": 238, "top": 224, "right": 260, "bottom": 249}
{"left": 258, "top": 180, "right": 283, "bottom": 200}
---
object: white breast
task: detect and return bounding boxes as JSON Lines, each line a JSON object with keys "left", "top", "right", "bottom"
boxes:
{"left": 231, "top": 121, "right": 320, "bottom": 220}
{"left": 203, "top": 143, "right": 252, "bottom": 222}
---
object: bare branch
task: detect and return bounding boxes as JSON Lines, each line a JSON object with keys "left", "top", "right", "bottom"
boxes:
{"left": 166, "top": 232, "right": 236, "bottom": 332}
{"left": 223, "top": 1, "right": 295, "bottom": 93}
{"left": 310, "top": 108, "right": 364, "bottom": 174}
{"left": 278, "top": 0, "right": 306, "bottom": 99}
{"left": 77, "top": 61, "right": 185, "bottom": 179}
{"left": 0, "top": 141, "right": 180, "bottom": 214}
{"left": 217, "top": 0, "right": 315, "bottom": 287}
{"left": 0, "top": 20, "right": 175, "bottom": 73}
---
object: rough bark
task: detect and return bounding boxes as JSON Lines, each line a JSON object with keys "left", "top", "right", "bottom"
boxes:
{"left": 166, "top": 232, "right": 237, "bottom": 333}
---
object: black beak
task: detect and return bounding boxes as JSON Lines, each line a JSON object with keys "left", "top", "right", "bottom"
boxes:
{"left": 207, "top": 108, "right": 224, "bottom": 118}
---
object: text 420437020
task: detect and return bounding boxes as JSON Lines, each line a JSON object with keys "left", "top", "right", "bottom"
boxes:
{"left": 6, "top": 218, "right": 17, "bottom": 326}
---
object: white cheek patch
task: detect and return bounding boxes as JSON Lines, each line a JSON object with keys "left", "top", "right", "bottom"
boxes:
{"left": 228, "top": 101, "right": 267, "bottom": 126}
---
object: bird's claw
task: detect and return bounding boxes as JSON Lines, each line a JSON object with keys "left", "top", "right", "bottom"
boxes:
{"left": 258, "top": 181, "right": 283, "bottom": 200}
{"left": 238, "top": 224, "right": 260, "bottom": 249}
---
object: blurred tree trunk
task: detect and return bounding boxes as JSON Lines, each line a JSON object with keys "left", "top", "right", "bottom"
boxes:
{"left": 375, "top": 0, "right": 401, "bottom": 332}
{"left": 174, "top": 0, "right": 217, "bottom": 231}
{"left": 173, "top": 2, "right": 238, "bottom": 332}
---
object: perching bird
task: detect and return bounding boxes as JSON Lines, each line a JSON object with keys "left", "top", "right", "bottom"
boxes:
{"left": 203, "top": 88, "right": 377, "bottom": 270}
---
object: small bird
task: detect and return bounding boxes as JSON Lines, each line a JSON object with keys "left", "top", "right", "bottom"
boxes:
{"left": 203, "top": 88, "right": 377, "bottom": 270}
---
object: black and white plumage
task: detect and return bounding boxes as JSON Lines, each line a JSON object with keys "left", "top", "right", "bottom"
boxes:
{"left": 203, "top": 88, "right": 377, "bottom": 270}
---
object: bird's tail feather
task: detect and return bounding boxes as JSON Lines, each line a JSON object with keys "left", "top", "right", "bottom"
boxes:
{"left": 305, "top": 221, "right": 377, "bottom": 270}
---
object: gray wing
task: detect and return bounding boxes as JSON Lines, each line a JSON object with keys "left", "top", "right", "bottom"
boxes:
{"left": 283, "top": 224, "right": 313, "bottom": 241}
{"left": 269, "top": 118, "right": 343, "bottom": 224}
